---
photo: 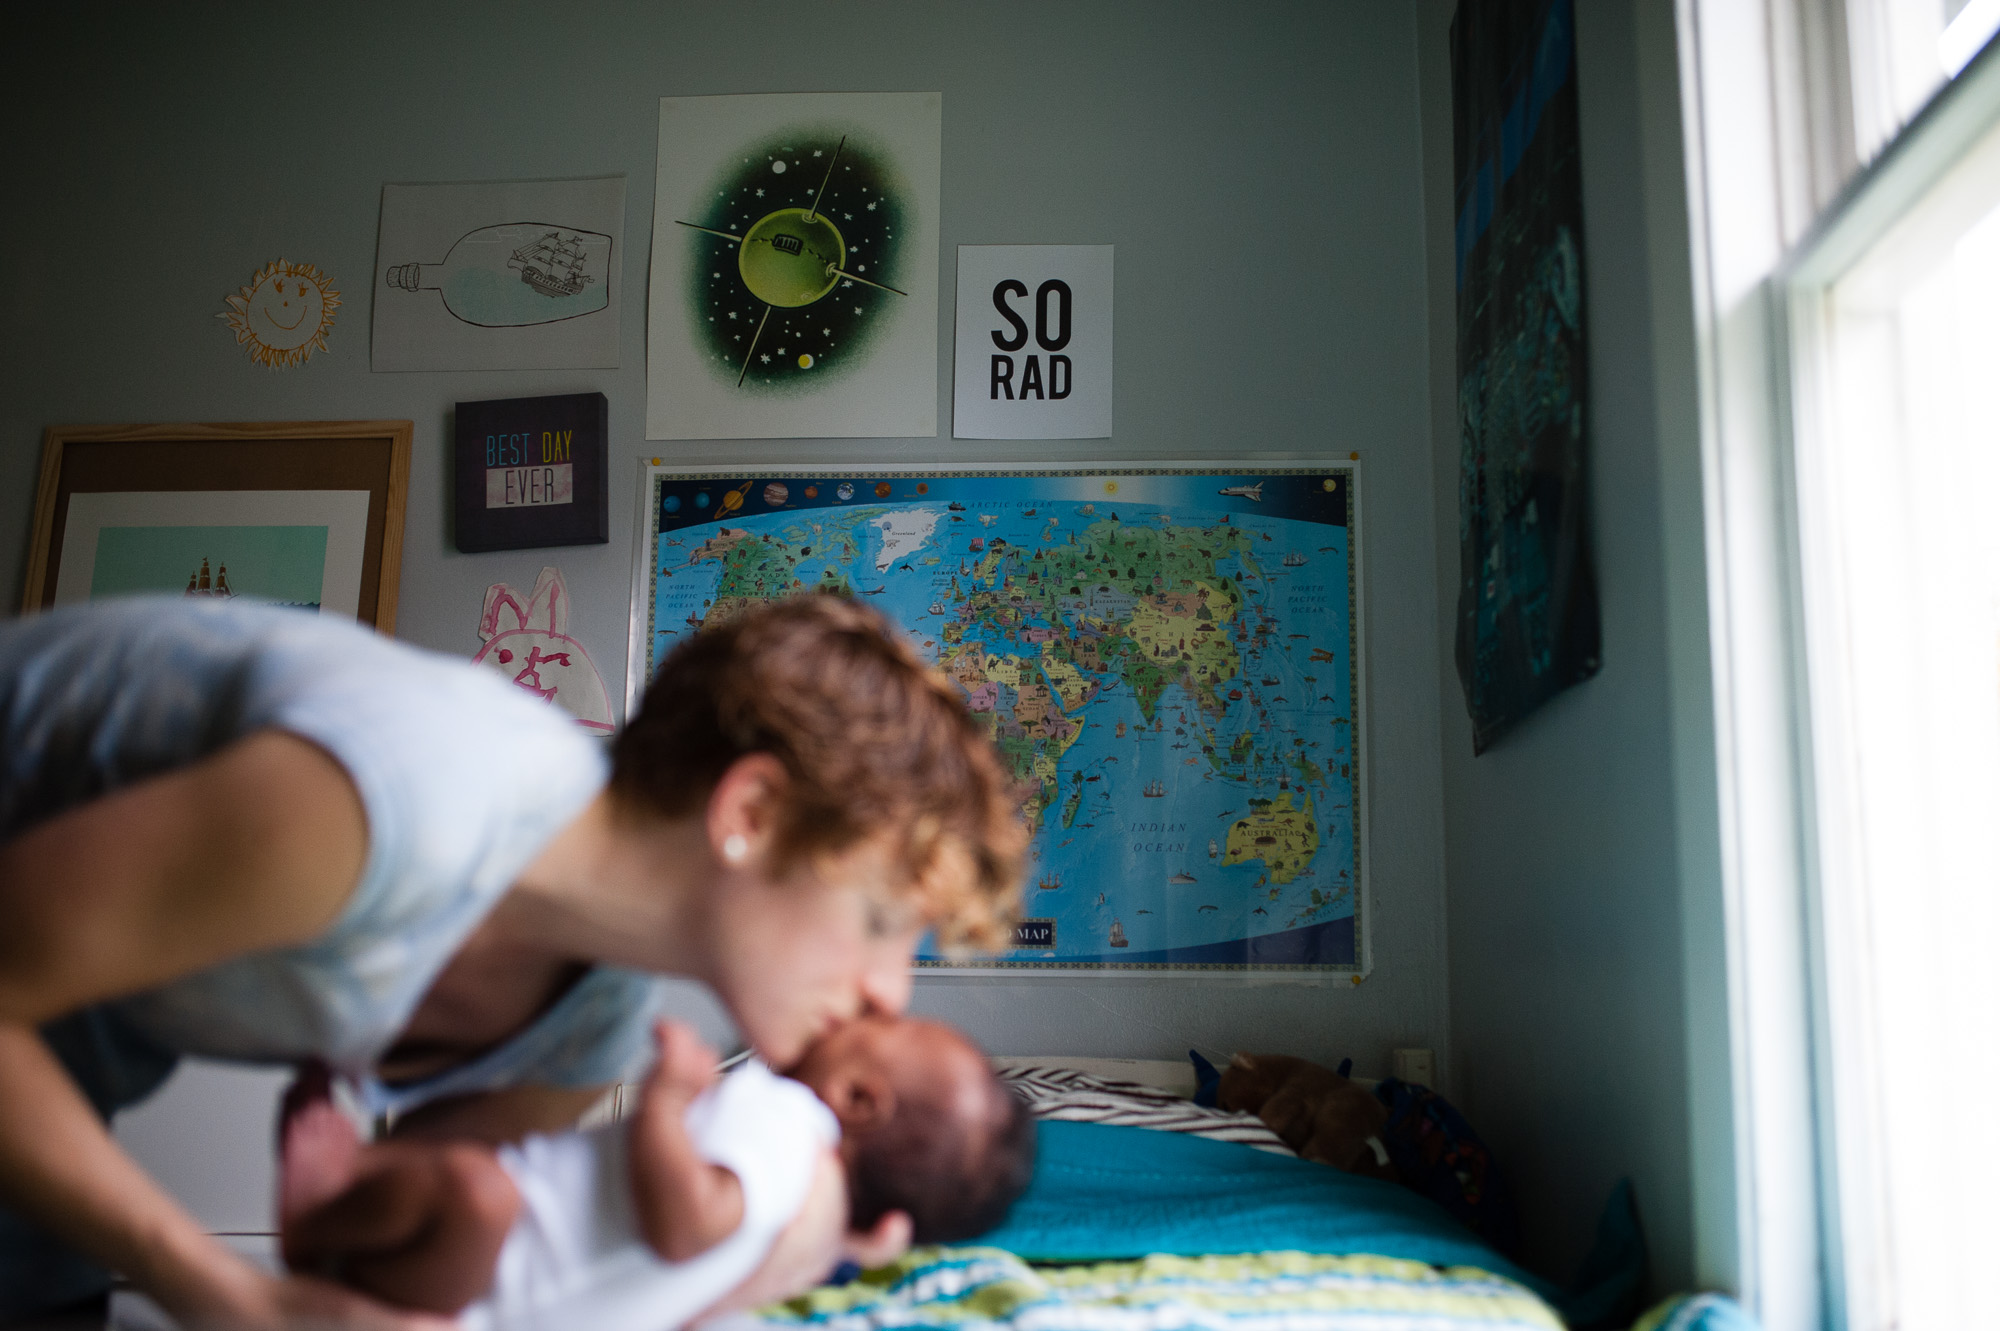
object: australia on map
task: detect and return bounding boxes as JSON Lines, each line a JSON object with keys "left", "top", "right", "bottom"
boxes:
{"left": 633, "top": 466, "right": 1365, "bottom": 973}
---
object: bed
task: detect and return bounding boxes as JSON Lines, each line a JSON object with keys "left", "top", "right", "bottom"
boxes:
{"left": 104, "top": 1059, "right": 1750, "bottom": 1331}
{"left": 724, "top": 1060, "right": 1756, "bottom": 1331}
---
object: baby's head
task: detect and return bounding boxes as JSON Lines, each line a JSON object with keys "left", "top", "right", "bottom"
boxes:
{"left": 789, "top": 1015, "right": 1035, "bottom": 1245}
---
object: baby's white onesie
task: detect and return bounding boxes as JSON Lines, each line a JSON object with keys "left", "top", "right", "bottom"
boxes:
{"left": 458, "top": 1060, "right": 839, "bottom": 1331}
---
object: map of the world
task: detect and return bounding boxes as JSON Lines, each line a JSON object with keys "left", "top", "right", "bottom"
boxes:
{"left": 631, "top": 466, "right": 1366, "bottom": 973}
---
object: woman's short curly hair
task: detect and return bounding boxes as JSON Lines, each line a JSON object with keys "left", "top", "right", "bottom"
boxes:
{"left": 611, "top": 594, "right": 1028, "bottom": 949}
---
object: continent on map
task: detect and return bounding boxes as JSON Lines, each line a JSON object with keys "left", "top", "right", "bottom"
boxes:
{"left": 1221, "top": 788, "right": 1319, "bottom": 884}
{"left": 935, "top": 515, "right": 1263, "bottom": 833}
{"left": 686, "top": 515, "right": 872, "bottom": 620}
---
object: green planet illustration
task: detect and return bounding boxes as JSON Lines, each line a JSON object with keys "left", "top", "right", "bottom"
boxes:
{"left": 677, "top": 136, "right": 906, "bottom": 385}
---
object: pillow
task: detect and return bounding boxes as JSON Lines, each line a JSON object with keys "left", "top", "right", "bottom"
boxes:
{"left": 997, "top": 1064, "right": 1294, "bottom": 1155}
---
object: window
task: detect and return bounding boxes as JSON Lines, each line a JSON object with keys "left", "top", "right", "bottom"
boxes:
{"left": 1787, "top": 83, "right": 2000, "bottom": 1330}
{"left": 1847, "top": 0, "right": 2000, "bottom": 160}
{"left": 1681, "top": 5, "right": 2000, "bottom": 1328}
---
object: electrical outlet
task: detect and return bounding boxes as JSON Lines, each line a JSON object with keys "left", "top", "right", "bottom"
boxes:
{"left": 1392, "top": 1047, "right": 1436, "bottom": 1088}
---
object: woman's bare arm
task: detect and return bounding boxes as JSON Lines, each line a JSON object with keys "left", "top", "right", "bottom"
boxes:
{"left": 0, "top": 1024, "right": 259, "bottom": 1312}
{"left": 0, "top": 1025, "right": 445, "bottom": 1329}
{"left": 0, "top": 730, "right": 403, "bottom": 1324}
{"left": 0, "top": 730, "right": 367, "bottom": 1023}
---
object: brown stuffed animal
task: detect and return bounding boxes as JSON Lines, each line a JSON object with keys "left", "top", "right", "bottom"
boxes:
{"left": 1218, "top": 1053, "right": 1400, "bottom": 1181}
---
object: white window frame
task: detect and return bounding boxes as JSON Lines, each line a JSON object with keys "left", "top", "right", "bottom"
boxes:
{"left": 1780, "top": 43, "right": 2000, "bottom": 1331}
{"left": 1679, "top": 3, "right": 2000, "bottom": 1327}
{"left": 1677, "top": 3, "right": 1829, "bottom": 1323}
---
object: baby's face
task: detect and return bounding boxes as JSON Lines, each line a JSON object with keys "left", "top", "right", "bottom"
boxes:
{"left": 786, "top": 1013, "right": 989, "bottom": 1134}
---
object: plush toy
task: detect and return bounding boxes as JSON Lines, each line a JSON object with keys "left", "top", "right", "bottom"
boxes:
{"left": 1217, "top": 1052, "right": 1399, "bottom": 1181}
{"left": 1219, "top": 1052, "right": 1521, "bottom": 1259}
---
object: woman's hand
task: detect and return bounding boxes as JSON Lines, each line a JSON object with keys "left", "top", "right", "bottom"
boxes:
{"left": 0, "top": 1026, "right": 450, "bottom": 1330}
{"left": 154, "top": 1263, "right": 457, "bottom": 1331}
{"left": 244, "top": 1271, "right": 460, "bottom": 1331}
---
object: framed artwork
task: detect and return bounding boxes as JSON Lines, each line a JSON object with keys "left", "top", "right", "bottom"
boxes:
{"left": 453, "top": 391, "right": 609, "bottom": 553}
{"left": 627, "top": 461, "right": 1367, "bottom": 977}
{"left": 1452, "top": 0, "right": 1601, "bottom": 752}
{"left": 645, "top": 92, "right": 943, "bottom": 440}
{"left": 21, "top": 421, "right": 412, "bottom": 630}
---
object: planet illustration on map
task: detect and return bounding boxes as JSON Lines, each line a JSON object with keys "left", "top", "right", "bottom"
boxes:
{"left": 662, "top": 494, "right": 682, "bottom": 514}
{"left": 643, "top": 470, "right": 1362, "bottom": 974}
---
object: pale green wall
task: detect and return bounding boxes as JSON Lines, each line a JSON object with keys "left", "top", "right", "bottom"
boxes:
{"left": 1416, "top": 0, "right": 1729, "bottom": 1299}
{"left": 0, "top": 2, "right": 1449, "bottom": 1075}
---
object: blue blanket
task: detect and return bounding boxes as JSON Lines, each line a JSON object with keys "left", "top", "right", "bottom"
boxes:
{"left": 981, "top": 1121, "right": 1564, "bottom": 1307}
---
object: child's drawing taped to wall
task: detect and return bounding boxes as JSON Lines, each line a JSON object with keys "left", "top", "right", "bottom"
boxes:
{"left": 474, "top": 566, "right": 613, "bottom": 733}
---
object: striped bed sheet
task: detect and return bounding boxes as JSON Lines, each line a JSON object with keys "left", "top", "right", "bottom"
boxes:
{"left": 996, "top": 1064, "right": 1294, "bottom": 1157}
{"left": 739, "top": 1246, "right": 1563, "bottom": 1331}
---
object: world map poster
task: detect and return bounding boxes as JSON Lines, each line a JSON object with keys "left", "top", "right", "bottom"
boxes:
{"left": 628, "top": 465, "right": 1367, "bottom": 975}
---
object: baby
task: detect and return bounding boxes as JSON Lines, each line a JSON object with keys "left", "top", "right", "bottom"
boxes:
{"left": 278, "top": 1015, "right": 1035, "bottom": 1329}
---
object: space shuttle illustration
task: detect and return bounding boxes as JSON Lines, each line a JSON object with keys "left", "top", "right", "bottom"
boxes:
{"left": 1217, "top": 483, "right": 1264, "bottom": 501}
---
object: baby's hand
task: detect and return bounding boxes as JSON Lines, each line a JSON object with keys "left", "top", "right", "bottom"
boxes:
{"left": 645, "top": 1019, "right": 719, "bottom": 1105}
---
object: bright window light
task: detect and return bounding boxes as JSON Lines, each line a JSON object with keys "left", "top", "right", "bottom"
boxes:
{"left": 1941, "top": 0, "right": 2000, "bottom": 76}
{"left": 1847, "top": 0, "right": 1951, "bottom": 160}
{"left": 1792, "top": 111, "right": 2000, "bottom": 1331}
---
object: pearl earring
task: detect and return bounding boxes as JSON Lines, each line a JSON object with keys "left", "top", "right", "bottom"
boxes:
{"left": 722, "top": 834, "right": 749, "bottom": 864}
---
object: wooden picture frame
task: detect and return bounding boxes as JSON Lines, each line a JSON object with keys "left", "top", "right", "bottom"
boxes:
{"left": 21, "top": 421, "right": 413, "bottom": 631}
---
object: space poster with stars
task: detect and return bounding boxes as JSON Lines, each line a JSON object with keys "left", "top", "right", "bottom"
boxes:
{"left": 1452, "top": 0, "right": 1601, "bottom": 753}
{"left": 646, "top": 93, "right": 942, "bottom": 440}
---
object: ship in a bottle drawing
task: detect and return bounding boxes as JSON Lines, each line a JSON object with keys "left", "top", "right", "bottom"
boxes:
{"left": 509, "top": 231, "right": 595, "bottom": 299}
{"left": 386, "top": 223, "right": 612, "bottom": 327}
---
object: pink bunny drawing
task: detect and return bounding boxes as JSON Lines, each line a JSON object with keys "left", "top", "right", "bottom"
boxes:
{"left": 472, "top": 566, "right": 614, "bottom": 733}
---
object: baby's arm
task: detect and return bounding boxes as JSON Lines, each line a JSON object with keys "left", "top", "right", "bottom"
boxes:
{"left": 627, "top": 1020, "right": 745, "bottom": 1262}
{"left": 695, "top": 1149, "right": 848, "bottom": 1321}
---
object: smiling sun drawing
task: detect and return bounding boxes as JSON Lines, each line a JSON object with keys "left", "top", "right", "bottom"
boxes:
{"left": 220, "top": 259, "right": 340, "bottom": 368}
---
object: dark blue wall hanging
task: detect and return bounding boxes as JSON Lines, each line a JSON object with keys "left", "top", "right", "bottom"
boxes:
{"left": 1452, "top": 0, "right": 1601, "bottom": 753}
